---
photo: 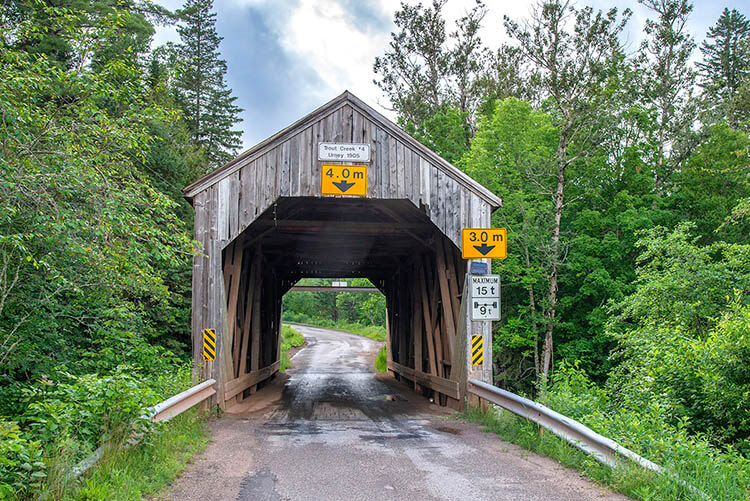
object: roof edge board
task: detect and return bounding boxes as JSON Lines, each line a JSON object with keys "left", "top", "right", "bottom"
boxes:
{"left": 183, "top": 90, "right": 502, "bottom": 209}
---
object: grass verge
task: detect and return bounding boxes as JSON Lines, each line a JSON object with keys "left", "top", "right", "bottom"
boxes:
{"left": 463, "top": 405, "right": 745, "bottom": 500}
{"left": 280, "top": 325, "right": 305, "bottom": 372}
{"left": 65, "top": 408, "right": 210, "bottom": 500}
{"left": 375, "top": 345, "right": 387, "bottom": 373}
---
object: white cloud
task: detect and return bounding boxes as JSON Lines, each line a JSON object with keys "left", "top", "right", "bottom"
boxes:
{"left": 151, "top": 0, "right": 726, "bottom": 147}
{"left": 280, "top": 0, "right": 393, "bottom": 108}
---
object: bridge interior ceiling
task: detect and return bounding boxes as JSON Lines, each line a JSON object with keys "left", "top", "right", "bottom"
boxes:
{"left": 234, "top": 197, "right": 444, "bottom": 283}
{"left": 221, "top": 196, "right": 468, "bottom": 407}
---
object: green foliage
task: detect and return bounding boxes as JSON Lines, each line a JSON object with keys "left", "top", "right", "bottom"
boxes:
{"left": 409, "top": 107, "right": 471, "bottom": 164}
{"left": 0, "top": 2, "right": 219, "bottom": 497}
{"left": 0, "top": 3, "right": 195, "bottom": 383}
{"left": 68, "top": 408, "right": 209, "bottom": 500}
{"left": 279, "top": 325, "right": 305, "bottom": 372}
{"left": 672, "top": 122, "right": 750, "bottom": 242}
{"left": 541, "top": 362, "right": 750, "bottom": 500}
{"left": 21, "top": 369, "right": 156, "bottom": 454}
{"left": 462, "top": 97, "right": 557, "bottom": 389}
{"left": 0, "top": 421, "right": 45, "bottom": 499}
{"left": 375, "top": 345, "right": 387, "bottom": 373}
{"left": 282, "top": 278, "right": 386, "bottom": 328}
{"left": 607, "top": 223, "right": 750, "bottom": 447}
{"left": 466, "top": 360, "right": 750, "bottom": 500}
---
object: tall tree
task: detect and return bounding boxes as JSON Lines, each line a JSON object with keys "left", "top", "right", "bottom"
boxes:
{"left": 697, "top": 8, "right": 750, "bottom": 126}
{"left": 175, "top": 0, "right": 242, "bottom": 170}
{"left": 504, "top": 0, "right": 630, "bottom": 380}
{"left": 462, "top": 98, "right": 557, "bottom": 388}
{"left": 635, "top": 0, "right": 697, "bottom": 191}
{"left": 4, "top": 0, "right": 159, "bottom": 70}
{"left": 374, "top": 0, "right": 487, "bottom": 130}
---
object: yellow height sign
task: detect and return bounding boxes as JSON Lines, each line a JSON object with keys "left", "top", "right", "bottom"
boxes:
{"left": 202, "top": 328, "right": 216, "bottom": 361}
{"left": 321, "top": 164, "right": 367, "bottom": 196}
{"left": 472, "top": 335, "right": 483, "bottom": 366}
{"left": 462, "top": 228, "right": 507, "bottom": 259}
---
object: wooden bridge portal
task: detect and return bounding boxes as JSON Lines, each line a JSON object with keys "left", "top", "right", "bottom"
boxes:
{"left": 183, "top": 92, "right": 501, "bottom": 410}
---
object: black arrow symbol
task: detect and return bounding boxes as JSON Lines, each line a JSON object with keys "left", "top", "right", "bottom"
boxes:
{"left": 333, "top": 180, "right": 355, "bottom": 193}
{"left": 473, "top": 243, "right": 495, "bottom": 255}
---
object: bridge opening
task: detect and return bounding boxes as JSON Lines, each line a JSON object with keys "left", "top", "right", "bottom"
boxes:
{"left": 184, "top": 92, "right": 500, "bottom": 411}
{"left": 219, "top": 197, "right": 465, "bottom": 405}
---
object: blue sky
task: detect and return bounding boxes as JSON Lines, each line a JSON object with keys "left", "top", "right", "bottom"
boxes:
{"left": 153, "top": 0, "right": 750, "bottom": 150}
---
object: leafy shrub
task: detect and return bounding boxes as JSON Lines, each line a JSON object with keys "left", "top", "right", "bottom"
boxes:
{"left": 606, "top": 225, "right": 750, "bottom": 446}
{"left": 542, "top": 362, "right": 750, "bottom": 500}
{"left": 0, "top": 421, "right": 45, "bottom": 499}
{"left": 280, "top": 326, "right": 305, "bottom": 372}
{"left": 21, "top": 368, "right": 158, "bottom": 455}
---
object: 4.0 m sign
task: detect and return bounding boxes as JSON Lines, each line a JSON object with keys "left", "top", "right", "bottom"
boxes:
{"left": 321, "top": 164, "right": 367, "bottom": 196}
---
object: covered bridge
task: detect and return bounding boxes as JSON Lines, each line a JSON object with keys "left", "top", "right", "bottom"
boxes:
{"left": 183, "top": 91, "right": 501, "bottom": 410}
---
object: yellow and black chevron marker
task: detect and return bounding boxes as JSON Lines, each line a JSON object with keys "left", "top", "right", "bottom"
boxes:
{"left": 202, "top": 328, "right": 216, "bottom": 361}
{"left": 472, "top": 334, "right": 483, "bottom": 366}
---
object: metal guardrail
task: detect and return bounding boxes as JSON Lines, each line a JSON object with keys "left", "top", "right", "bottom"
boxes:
{"left": 467, "top": 379, "right": 710, "bottom": 500}
{"left": 73, "top": 379, "right": 216, "bottom": 478}
{"left": 150, "top": 378, "right": 216, "bottom": 423}
{"left": 468, "top": 379, "right": 660, "bottom": 471}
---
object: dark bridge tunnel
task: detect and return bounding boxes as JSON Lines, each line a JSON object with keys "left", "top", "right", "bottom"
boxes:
{"left": 221, "top": 197, "right": 468, "bottom": 407}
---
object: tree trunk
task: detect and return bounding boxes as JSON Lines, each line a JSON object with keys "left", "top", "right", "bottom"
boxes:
{"left": 541, "top": 136, "right": 567, "bottom": 380}
{"left": 522, "top": 239, "right": 540, "bottom": 385}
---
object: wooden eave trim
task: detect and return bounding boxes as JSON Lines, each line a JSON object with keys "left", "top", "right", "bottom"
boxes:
{"left": 183, "top": 91, "right": 502, "bottom": 210}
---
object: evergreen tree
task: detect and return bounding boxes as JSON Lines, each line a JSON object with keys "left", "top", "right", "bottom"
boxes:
{"left": 175, "top": 0, "right": 242, "bottom": 170}
{"left": 698, "top": 9, "right": 750, "bottom": 101}
{"left": 635, "top": 0, "right": 697, "bottom": 192}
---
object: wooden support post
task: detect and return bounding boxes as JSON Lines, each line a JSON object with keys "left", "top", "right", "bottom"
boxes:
{"left": 444, "top": 239, "right": 461, "bottom": 328}
{"left": 412, "top": 264, "right": 423, "bottom": 394}
{"left": 224, "top": 242, "right": 244, "bottom": 378}
{"left": 450, "top": 274, "right": 469, "bottom": 410}
{"left": 249, "top": 260, "right": 262, "bottom": 394}
{"left": 418, "top": 263, "right": 438, "bottom": 377}
{"left": 427, "top": 262, "right": 444, "bottom": 380}
{"left": 435, "top": 241, "right": 455, "bottom": 363}
{"left": 398, "top": 272, "right": 408, "bottom": 370}
{"left": 237, "top": 249, "right": 259, "bottom": 402}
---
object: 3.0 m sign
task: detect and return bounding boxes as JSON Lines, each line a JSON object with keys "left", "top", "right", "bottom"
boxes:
{"left": 461, "top": 228, "right": 507, "bottom": 259}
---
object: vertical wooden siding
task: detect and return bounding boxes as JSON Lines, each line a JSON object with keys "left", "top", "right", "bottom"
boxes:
{"left": 203, "top": 105, "right": 492, "bottom": 251}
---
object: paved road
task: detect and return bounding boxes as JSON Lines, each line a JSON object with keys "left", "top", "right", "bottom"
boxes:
{"left": 166, "top": 325, "right": 628, "bottom": 501}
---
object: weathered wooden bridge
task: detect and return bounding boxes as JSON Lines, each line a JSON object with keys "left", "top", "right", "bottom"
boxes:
{"left": 183, "top": 91, "right": 501, "bottom": 409}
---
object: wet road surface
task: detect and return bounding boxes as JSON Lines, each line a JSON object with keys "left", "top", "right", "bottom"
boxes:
{"left": 166, "top": 325, "right": 629, "bottom": 501}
